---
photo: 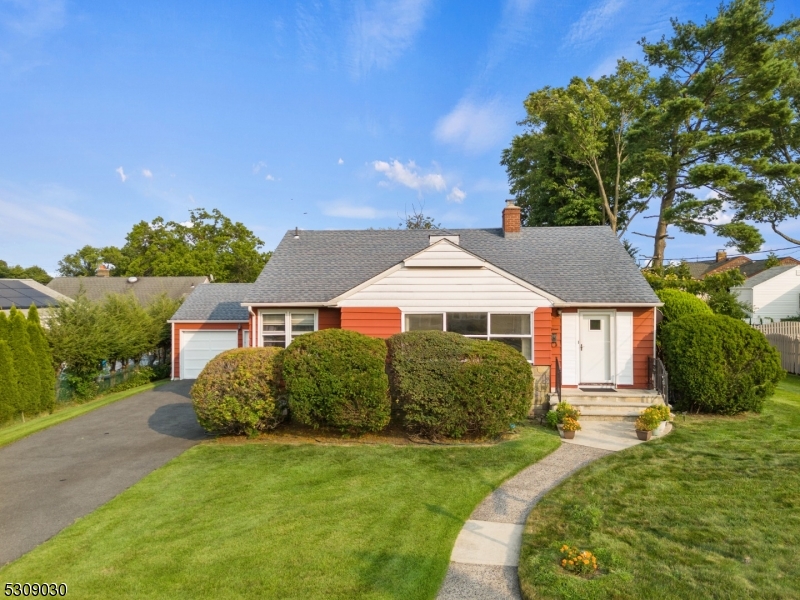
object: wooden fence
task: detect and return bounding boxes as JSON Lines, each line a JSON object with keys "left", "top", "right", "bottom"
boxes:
{"left": 752, "top": 322, "right": 800, "bottom": 337}
{"left": 764, "top": 334, "right": 800, "bottom": 374}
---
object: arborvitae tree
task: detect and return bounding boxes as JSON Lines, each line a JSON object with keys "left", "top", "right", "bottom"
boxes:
{"left": 8, "top": 307, "right": 42, "bottom": 416}
{"left": 0, "top": 311, "right": 9, "bottom": 340}
{"left": 27, "top": 305, "right": 56, "bottom": 412}
{"left": 0, "top": 340, "right": 20, "bottom": 422}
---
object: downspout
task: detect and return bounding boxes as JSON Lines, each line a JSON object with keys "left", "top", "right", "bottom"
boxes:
{"left": 170, "top": 322, "right": 175, "bottom": 380}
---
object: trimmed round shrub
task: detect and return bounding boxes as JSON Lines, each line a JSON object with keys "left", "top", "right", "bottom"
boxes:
{"left": 282, "top": 329, "right": 390, "bottom": 433}
{"left": 191, "top": 347, "right": 286, "bottom": 435}
{"left": 661, "top": 313, "right": 783, "bottom": 414}
{"left": 387, "top": 330, "right": 533, "bottom": 439}
{"left": 656, "top": 288, "right": 712, "bottom": 322}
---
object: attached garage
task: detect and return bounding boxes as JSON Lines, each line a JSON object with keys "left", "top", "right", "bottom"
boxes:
{"left": 167, "top": 283, "right": 252, "bottom": 380}
{"left": 180, "top": 330, "right": 239, "bottom": 379}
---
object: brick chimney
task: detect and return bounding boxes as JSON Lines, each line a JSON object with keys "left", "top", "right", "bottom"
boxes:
{"left": 502, "top": 199, "right": 521, "bottom": 238}
{"left": 715, "top": 250, "right": 727, "bottom": 263}
{"left": 96, "top": 264, "right": 110, "bottom": 277}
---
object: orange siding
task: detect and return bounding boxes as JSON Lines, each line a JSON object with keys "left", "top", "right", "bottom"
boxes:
{"left": 318, "top": 307, "right": 341, "bottom": 330}
{"left": 172, "top": 322, "right": 248, "bottom": 377}
{"left": 341, "top": 307, "right": 401, "bottom": 339}
{"left": 626, "top": 307, "right": 655, "bottom": 389}
{"left": 533, "top": 307, "right": 551, "bottom": 368}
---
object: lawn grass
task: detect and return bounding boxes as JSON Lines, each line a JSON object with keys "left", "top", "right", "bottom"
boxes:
{"left": 519, "top": 376, "right": 800, "bottom": 600}
{"left": 0, "top": 380, "right": 169, "bottom": 449}
{"left": 0, "top": 424, "right": 560, "bottom": 599}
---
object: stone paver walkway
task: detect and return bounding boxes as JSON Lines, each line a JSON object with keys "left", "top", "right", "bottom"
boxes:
{"left": 437, "top": 421, "right": 670, "bottom": 599}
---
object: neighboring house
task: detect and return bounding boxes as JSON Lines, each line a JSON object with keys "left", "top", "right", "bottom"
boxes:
{"left": 731, "top": 265, "right": 800, "bottom": 322}
{"left": 0, "top": 279, "right": 72, "bottom": 321}
{"left": 167, "top": 283, "right": 252, "bottom": 379}
{"left": 685, "top": 250, "right": 799, "bottom": 280}
{"left": 168, "top": 202, "right": 663, "bottom": 419}
{"left": 48, "top": 275, "right": 209, "bottom": 304}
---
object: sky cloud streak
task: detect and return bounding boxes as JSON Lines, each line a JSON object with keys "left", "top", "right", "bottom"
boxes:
{"left": 373, "top": 159, "right": 446, "bottom": 193}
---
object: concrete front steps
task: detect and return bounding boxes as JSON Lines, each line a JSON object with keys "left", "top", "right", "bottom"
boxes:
{"left": 549, "top": 389, "right": 665, "bottom": 422}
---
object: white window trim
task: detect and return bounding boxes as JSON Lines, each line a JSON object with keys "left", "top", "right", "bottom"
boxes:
{"left": 258, "top": 309, "right": 319, "bottom": 348}
{"left": 401, "top": 311, "right": 534, "bottom": 362}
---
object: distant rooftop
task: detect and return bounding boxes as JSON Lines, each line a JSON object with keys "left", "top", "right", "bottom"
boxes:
{"left": 0, "top": 279, "right": 72, "bottom": 311}
{"left": 47, "top": 276, "right": 209, "bottom": 304}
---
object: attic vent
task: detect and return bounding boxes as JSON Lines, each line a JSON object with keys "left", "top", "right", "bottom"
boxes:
{"left": 429, "top": 235, "right": 460, "bottom": 246}
{"left": 127, "top": 277, "right": 138, "bottom": 283}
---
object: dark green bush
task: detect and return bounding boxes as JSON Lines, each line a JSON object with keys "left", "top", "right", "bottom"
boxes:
{"left": 656, "top": 288, "right": 712, "bottom": 322}
{"left": 191, "top": 347, "right": 286, "bottom": 435}
{"left": 661, "top": 313, "right": 783, "bottom": 414}
{"left": 387, "top": 331, "right": 533, "bottom": 439}
{"left": 282, "top": 329, "right": 390, "bottom": 433}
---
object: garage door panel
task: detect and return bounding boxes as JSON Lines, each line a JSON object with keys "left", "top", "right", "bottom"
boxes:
{"left": 181, "top": 330, "right": 238, "bottom": 379}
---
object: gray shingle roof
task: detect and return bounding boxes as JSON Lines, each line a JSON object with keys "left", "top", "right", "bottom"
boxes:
{"left": 244, "top": 226, "right": 659, "bottom": 304}
{"left": 48, "top": 276, "right": 209, "bottom": 304}
{"left": 169, "top": 284, "right": 252, "bottom": 321}
{"left": 733, "top": 265, "right": 797, "bottom": 288}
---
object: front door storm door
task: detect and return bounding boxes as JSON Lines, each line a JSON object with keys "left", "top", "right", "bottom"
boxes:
{"left": 579, "top": 313, "right": 611, "bottom": 384}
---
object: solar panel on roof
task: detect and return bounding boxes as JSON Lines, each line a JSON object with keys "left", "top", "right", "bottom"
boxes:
{"left": 0, "top": 280, "right": 61, "bottom": 310}
{"left": 0, "top": 281, "right": 31, "bottom": 289}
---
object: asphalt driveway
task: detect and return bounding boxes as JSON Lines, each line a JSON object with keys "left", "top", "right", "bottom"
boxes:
{"left": 0, "top": 380, "right": 206, "bottom": 566}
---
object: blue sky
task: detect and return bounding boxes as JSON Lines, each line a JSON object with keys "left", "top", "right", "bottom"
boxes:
{"left": 1, "top": 0, "right": 798, "bottom": 274}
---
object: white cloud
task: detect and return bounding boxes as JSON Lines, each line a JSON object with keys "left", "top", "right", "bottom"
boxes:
{"left": 1, "top": 0, "right": 66, "bottom": 38}
{"left": 433, "top": 98, "right": 512, "bottom": 154}
{"left": 347, "top": 0, "right": 431, "bottom": 77}
{"left": 447, "top": 187, "right": 466, "bottom": 203}
{"left": 265, "top": 174, "right": 276, "bottom": 181}
{"left": 322, "top": 201, "right": 393, "bottom": 219}
{"left": 483, "top": 0, "right": 538, "bottom": 72}
{"left": 252, "top": 161, "right": 268, "bottom": 174}
{"left": 565, "top": 0, "right": 625, "bottom": 46}
{"left": 115, "top": 167, "right": 127, "bottom": 182}
{"left": 338, "top": 158, "right": 344, "bottom": 165}
{"left": 142, "top": 168, "right": 153, "bottom": 179}
{"left": 373, "top": 159, "right": 446, "bottom": 193}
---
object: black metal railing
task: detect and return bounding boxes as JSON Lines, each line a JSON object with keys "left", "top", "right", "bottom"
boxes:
{"left": 555, "top": 357, "right": 562, "bottom": 403}
{"left": 650, "top": 357, "right": 669, "bottom": 404}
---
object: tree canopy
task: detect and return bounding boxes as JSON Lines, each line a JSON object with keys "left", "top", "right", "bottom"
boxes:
{"left": 0, "top": 260, "right": 51, "bottom": 285}
{"left": 58, "top": 208, "right": 271, "bottom": 283}
{"left": 503, "top": 0, "right": 800, "bottom": 267}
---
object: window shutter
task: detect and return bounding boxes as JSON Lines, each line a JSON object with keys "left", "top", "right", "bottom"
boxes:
{"left": 561, "top": 312, "right": 578, "bottom": 385}
{"left": 616, "top": 312, "right": 634, "bottom": 385}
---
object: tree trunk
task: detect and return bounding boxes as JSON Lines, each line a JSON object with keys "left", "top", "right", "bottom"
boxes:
{"left": 652, "top": 170, "right": 678, "bottom": 268}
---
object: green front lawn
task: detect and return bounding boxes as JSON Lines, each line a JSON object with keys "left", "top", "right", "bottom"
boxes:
{"left": 0, "top": 426, "right": 559, "bottom": 599}
{"left": 519, "top": 376, "right": 800, "bottom": 600}
{"left": 0, "top": 380, "right": 169, "bottom": 449}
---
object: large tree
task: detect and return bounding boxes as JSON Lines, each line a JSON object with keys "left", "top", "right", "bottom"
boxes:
{"left": 59, "top": 208, "right": 271, "bottom": 283}
{"left": 636, "top": 0, "right": 792, "bottom": 266}
{"left": 0, "top": 260, "right": 51, "bottom": 284}
{"left": 503, "top": 59, "right": 656, "bottom": 235}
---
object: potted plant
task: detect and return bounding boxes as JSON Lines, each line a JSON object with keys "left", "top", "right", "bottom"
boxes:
{"left": 650, "top": 404, "right": 671, "bottom": 437}
{"left": 560, "top": 416, "right": 581, "bottom": 439}
{"left": 551, "top": 402, "right": 580, "bottom": 434}
{"left": 634, "top": 410, "right": 659, "bottom": 441}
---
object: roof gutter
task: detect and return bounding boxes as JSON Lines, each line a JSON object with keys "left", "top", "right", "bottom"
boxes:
{"left": 552, "top": 302, "right": 663, "bottom": 308}
{"left": 167, "top": 319, "right": 250, "bottom": 323}
{"left": 240, "top": 302, "right": 329, "bottom": 308}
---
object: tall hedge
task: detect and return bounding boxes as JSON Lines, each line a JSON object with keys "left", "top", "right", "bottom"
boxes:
{"left": 661, "top": 313, "right": 783, "bottom": 414}
{"left": 191, "top": 347, "right": 286, "bottom": 435}
{"left": 387, "top": 331, "right": 533, "bottom": 439}
{"left": 282, "top": 329, "right": 390, "bottom": 433}
{"left": 0, "top": 341, "right": 20, "bottom": 423}
{"left": 27, "top": 305, "right": 56, "bottom": 412}
{"left": 7, "top": 308, "right": 41, "bottom": 416}
{"left": 656, "top": 288, "right": 712, "bottom": 323}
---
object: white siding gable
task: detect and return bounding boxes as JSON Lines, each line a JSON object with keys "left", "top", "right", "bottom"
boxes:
{"left": 403, "top": 240, "right": 485, "bottom": 268}
{"left": 736, "top": 268, "right": 800, "bottom": 321}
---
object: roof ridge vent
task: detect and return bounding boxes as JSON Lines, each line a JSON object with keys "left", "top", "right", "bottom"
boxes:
{"left": 429, "top": 234, "right": 460, "bottom": 246}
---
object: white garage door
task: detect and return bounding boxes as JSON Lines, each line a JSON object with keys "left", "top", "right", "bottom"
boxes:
{"left": 181, "top": 330, "right": 239, "bottom": 379}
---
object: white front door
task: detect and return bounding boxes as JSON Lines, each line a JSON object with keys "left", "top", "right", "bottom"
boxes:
{"left": 579, "top": 313, "right": 611, "bottom": 384}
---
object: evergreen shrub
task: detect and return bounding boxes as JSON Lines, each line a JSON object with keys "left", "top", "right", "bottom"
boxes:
{"left": 386, "top": 330, "right": 532, "bottom": 439}
{"left": 27, "top": 305, "right": 56, "bottom": 413}
{"left": 655, "top": 288, "right": 712, "bottom": 322}
{"left": 191, "top": 347, "right": 286, "bottom": 435}
{"left": 661, "top": 313, "right": 783, "bottom": 414}
{"left": 282, "top": 329, "right": 390, "bottom": 433}
{"left": 8, "top": 308, "right": 41, "bottom": 416}
{"left": 0, "top": 341, "right": 20, "bottom": 423}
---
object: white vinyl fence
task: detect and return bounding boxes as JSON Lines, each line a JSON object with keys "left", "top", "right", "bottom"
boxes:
{"left": 752, "top": 323, "right": 800, "bottom": 374}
